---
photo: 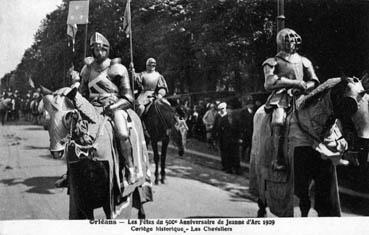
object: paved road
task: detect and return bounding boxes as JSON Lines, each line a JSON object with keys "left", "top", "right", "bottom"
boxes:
{"left": 0, "top": 122, "right": 366, "bottom": 220}
{"left": 0, "top": 123, "right": 256, "bottom": 219}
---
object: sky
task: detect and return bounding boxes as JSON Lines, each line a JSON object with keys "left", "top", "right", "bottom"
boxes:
{"left": 0, "top": 0, "right": 63, "bottom": 79}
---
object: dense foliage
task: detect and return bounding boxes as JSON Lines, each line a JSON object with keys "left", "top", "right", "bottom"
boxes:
{"left": 2, "top": 0, "right": 369, "bottom": 96}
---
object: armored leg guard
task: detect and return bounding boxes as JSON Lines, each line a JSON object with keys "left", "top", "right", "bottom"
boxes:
{"left": 119, "top": 139, "right": 137, "bottom": 184}
{"left": 55, "top": 172, "right": 68, "bottom": 188}
{"left": 271, "top": 125, "right": 287, "bottom": 171}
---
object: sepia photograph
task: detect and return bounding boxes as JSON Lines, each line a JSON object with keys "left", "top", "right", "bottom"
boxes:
{"left": 1, "top": 0, "right": 369, "bottom": 234}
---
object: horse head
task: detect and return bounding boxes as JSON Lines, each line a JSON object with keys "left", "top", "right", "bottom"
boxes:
{"left": 331, "top": 76, "right": 369, "bottom": 139}
{"left": 42, "top": 87, "right": 76, "bottom": 159}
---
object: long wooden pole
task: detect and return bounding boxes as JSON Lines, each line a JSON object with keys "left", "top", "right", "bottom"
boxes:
{"left": 83, "top": 23, "right": 88, "bottom": 59}
{"left": 83, "top": 0, "right": 90, "bottom": 59}
{"left": 277, "top": 0, "right": 285, "bottom": 34}
{"left": 127, "top": 0, "right": 135, "bottom": 110}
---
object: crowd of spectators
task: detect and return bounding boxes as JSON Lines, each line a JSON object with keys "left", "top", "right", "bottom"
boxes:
{"left": 171, "top": 95, "right": 263, "bottom": 174}
{"left": 0, "top": 87, "right": 42, "bottom": 122}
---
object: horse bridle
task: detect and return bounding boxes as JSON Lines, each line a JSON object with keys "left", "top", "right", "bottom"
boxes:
{"left": 64, "top": 110, "right": 108, "bottom": 162}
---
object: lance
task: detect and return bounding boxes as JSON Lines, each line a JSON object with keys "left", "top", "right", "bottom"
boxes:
{"left": 124, "top": 0, "right": 135, "bottom": 109}
{"left": 277, "top": 0, "right": 286, "bottom": 34}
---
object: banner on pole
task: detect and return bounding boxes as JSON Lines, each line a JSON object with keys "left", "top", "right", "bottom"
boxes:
{"left": 67, "top": 24, "right": 78, "bottom": 52}
{"left": 67, "top": 1, "right": 89, "bottom": 25}
{"left": 123, "top": 0, "right": 131, "bottom": 38}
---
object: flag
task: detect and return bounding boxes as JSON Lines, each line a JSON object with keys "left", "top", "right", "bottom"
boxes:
{"left": 67, "top": 1, "right": 89, "bottom": 25}
{"left": 122, "top": 0, "right": 131, "bottom": 38}
{"left": 67, "top": 24, "right": 78, "bottom": 52}
{"left": 28, "top": 77, "right": 35, "bottom": 88}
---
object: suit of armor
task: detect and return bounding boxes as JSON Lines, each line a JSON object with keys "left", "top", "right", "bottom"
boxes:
{"left": 262, "top": 28, "right": 319, "bottom": 170}
{"left": 133, "top": 58, "right": 168, "bottom": 117}
{"left": 78, "top": 32, "right": 136, "bottom": 183}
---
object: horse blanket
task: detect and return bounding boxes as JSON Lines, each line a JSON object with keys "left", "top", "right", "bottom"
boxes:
{"left": 70, "top": 93, "right": 153, "bottom": 208}
{"left": 250, "top": 78, "right": 344, "bottom": 217}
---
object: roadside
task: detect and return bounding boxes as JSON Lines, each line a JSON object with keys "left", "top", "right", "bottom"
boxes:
{"left": 165, "top": 137, "right": 369, "bottom": 204}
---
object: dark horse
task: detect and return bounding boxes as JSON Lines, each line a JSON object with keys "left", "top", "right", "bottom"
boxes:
{"left": 142, "top": 98, "right": 186, "bottom": 185}
{"left": 43, "top": 87, "right": 152, "bottom": 219}
{"left": 250, "top": 77, "right": 369, "bottom": 217}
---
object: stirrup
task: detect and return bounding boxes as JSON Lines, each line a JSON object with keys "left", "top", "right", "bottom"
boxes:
{"left": 127, "top": 167, "right": 138, "bottom": 185}
{"left": 55, "top": 174, "right": 68, "bottom": 188}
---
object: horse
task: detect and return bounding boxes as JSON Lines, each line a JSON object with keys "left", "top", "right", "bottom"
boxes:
{"left": 42, "top": 87, "right": 152, "bottom": 219}
{"left": 142, "top": 98, "right": 187, "bottom": 185}
{"left": 249, "top": 77, "right": 369, "bottom": 217}
{"left": 0, "top": 98, "right": 12, "bottom": 125}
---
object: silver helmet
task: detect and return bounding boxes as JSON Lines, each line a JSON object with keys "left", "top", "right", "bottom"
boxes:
{"left": 89, "top": 32, "right": 110, "bottom": 55}
{"left": 276, "top": 28, "right": 301, "bottom": 53}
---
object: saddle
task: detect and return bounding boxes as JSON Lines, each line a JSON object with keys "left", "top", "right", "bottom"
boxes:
{"left": 256, "top": 78, "right": 348, "bottom": 216}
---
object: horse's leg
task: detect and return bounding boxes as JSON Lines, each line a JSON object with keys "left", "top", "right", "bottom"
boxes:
{"left": 160, "top": 136, "right": 169, "bottom": 184}
{"left": 313, "top": 155, "right": 341, "bottom": 217}
{"left": 257, "top": 198, "right": 267, "bottom": 217}
{"left": 299, "top": 194, "right": 311, "bottom": 217}
{"left": 103, "top": 203, "right": 112, "bottom": 219}
{"left": 152, "top": 140, "right": 160, "bottom": 185}
{"left": 103, "top": 191, "right": 113, "bottom": 219}
{"left": 69, "top": 181, "right": 92, "bottom": 219}
{"left": 138, "top": 204, "right": 146, "bottom": 219}
{"left": 114, "top": 195, "right": 133, "bottom": 219}
{"left": 294, "top": 147, "right": 313, "bottom": 217}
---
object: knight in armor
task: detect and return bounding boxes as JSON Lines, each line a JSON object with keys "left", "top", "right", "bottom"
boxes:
{"left": 263, "top": 28, "right": 319, "bottom": 171}
{"left": 56, "top": 32, "right": 136, "bottom": 187}
{"left": 131, "top": 58, "right": 169, "bottom": 117}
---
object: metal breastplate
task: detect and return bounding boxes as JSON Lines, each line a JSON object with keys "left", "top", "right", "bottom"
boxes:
{"left": 141, "top": 71, "right": 161, "bottom": 91}
{"left": 87, "top": 61, "right": 119, "bottom": 98}
{"left": 276, "top": 54, "right": 304, "bottom": 81}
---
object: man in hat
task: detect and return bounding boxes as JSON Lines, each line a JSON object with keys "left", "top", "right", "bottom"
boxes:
{"left": 213, "top": 102, "right": 241, "bottom": 174}
{"left": 130, "top": 58, "right": 168, "bottom": 117}
{"left": 56, "top": 32, "right": 136, "bottom": 187}
{"left": 202, "top": 103, "right": 217, "bottom": 150}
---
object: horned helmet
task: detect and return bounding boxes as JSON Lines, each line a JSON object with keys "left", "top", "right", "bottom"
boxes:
{"left": 89, "top": 32, "right": 110, "bottom": 58}
{"left": 276, "top": 28, "right": 301, "bottom": 54}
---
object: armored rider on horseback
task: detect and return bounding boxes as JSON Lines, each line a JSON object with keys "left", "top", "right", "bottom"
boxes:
{"left": 263, "top": 28, "right": 319, "bottom": 170}
{"left": 130, "top": 58, "right": 169, "bottom": 117}
{"left": 80, "top": 32, "right": 136, "bottom": 182}
{"left": 55, "top": 32, "right": 137, "bottom": 187}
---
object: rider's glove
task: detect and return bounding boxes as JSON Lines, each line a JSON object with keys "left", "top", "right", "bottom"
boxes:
{"left": 103, "top": 105, "right": 113, "bottom": 115}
